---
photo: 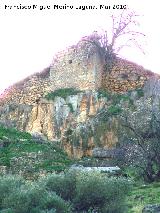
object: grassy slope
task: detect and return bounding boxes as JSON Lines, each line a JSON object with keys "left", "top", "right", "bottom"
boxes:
{"left": 0, "top": 125, "right": 73, "bottom": 176}
{"left": 127, "top": 182, "right": 160, "bottom": 212}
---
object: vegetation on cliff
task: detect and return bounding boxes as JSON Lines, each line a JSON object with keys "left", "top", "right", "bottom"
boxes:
{"left": 45, "top": 88, "right": 82, "bottom": 101}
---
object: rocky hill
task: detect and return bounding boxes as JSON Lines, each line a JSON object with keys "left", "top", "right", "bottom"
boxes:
{"left": 0, "top": 39, "right": 160, "bottom": 159}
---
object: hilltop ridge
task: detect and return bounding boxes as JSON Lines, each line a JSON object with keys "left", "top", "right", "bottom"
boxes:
{"left": 0, "top": 39, "right": 156, "bottom": 107}
{"left": 0, "top": 38, "right": 159, "bottom": 158}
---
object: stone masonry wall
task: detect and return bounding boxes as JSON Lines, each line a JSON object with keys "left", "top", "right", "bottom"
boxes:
{"left": 50, "top": 40, "right": 105, "bottom": 91}
{"left": 0, "top": 40, "right": 158, "bottom": 108}
{"left": 103, "top": 57, "right": 155, "bottom": 92}
{"left": 0, "top": 67, "right": 51, "bottom": 106}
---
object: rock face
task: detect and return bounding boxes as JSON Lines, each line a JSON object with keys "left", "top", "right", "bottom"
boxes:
{"left": 0, "top": 39, "right": 159, "bottom": 158}
{"left": 0, "top": 91, "right": 119, "bottom": 158}
{"left": 142, "top": 204, "right": 160, "bottom": 213}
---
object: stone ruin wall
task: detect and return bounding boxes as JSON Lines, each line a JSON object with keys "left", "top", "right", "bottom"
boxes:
{"left": 0, "top": 40, "right": 158, "bottom": 108}
{"left": 0, "top": 41, "right": 105, "bottom": 107}
{"left": 102, "top": 57, "right": 155, "bottom": 93}
{"left": 0, "top": 67, "right": 51, "bottom": 106}
{"left": 50, "top": 41, "right": 105, "bottom": 92}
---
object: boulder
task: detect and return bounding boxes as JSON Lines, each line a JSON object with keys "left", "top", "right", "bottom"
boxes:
{"left": 92, "top": 147, "right": 124, "bottom": 159}
{"left": 142, "top": 204, "right": 160, "bottom": 213}
{"left": 31, "top": 132, "right": 47, "bottom": 144}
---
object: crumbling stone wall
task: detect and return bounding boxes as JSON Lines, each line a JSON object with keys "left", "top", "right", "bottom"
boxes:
{"left": 0, "top": 67, "right": 51, "bottom": 106}
{"left": 50, "top": 40, "right": 105, "bottom": 91}
{"left": 0, "top": 40, "right": 157, "bottom": 108}
{"left": 102, "top": 57, "right": 155, "bottom": 92}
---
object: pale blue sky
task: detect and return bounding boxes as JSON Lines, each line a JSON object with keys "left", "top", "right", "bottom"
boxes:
{"left": 0, "top": 0, "right": 159, "bottom": 93}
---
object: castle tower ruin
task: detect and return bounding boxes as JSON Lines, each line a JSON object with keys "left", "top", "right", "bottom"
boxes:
{"left": 50, "top": 40, "right": 105, "bottom": 91}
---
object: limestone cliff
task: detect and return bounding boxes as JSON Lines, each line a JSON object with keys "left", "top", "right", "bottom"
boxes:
{"left": 0, "top": 91, "right": 119, "bottom": 158}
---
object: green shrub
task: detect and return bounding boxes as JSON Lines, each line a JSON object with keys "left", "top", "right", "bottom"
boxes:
{"left": 97, "top": 89, "right": 112, "bottom": 100}
{"left": 67, "top": 103, "right": 74, "bottom": 113}
{"left": 0, "top": 125, "right": 32, "bottom": 141}
{"left": 43, "top": 192, "right": 72, "bottom": 213}
{"left": 0, "top": 172, "right": 131, "bottom": 213}
{"left": 136, "top": 88, "right": 144, "bottom": 98}
{"left": 0, "top": 175, "right": 25, "bottom": 208}
{"left": 43, "top": 171, "right": 77, "bottom": 201}
{"left": 45, "top": 88, "right": 81, "bottom": 101}
{"left": 108, "top": 105, "right": 122, "bottom": 115}
{"left": 2, "top": 188, "right": 71, "bottom": 213}
{"left": 42, "top": 170, "right": 131, "bottom": 212}
{"left": 73, "top": 172, "right": 108, "bottom": 211}
{"left": 97, "top": 89, "right": 133, "bottom": 107}
{"left": 2, "top": 183, "right": 47, "bottom": 213}
{"left": 1, "top": 178, "right": 71, "bottom": 213}
{"left": 73, "top": 172, "right": 131, "bottom": 212}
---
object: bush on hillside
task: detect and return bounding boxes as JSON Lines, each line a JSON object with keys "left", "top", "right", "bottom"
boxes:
{"left": 0, "top": 175, "right": 71, "bottom": 213}
{"left": 0, "top": 171, "right": 131, "bottom": 213}
{"left": 42, "top": 170, "right": 131, "bottom": 212}
{"left": 73, "top": 171, "right": 131, "bottom": 212}
{"left": 42, "top": 170, "right": 77, "bottom": 201}
{"left": 0, "top": 175, "right": 25, "bottom": 208}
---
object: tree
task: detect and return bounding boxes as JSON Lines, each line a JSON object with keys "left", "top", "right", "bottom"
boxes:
{"left": 119, "top": 97, "right": 160, "bottom": 183}
{"left": 83, "top": 9, "right": 145, "bottom": 72}
{"left": 91, "top": 88, "right": 160, "bottom": 183}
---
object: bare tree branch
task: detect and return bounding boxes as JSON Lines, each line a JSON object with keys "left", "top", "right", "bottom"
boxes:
{"left": 83, "top": 9, "right": 146, "bottom": 73}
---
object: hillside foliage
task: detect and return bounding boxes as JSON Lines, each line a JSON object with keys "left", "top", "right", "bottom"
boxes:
{"left": 0, "top": 125, "right": 73, "bottom": 178}
{"left": 0, "top": 171, "right": 131, "bottom": 213}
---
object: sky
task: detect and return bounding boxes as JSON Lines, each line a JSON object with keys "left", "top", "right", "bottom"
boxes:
{"left": 0, "top": 0, "right": 159, "bottom": 93}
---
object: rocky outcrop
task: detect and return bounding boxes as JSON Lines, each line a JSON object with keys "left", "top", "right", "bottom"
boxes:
{"left": 142, "top": 204, "right": 160, "bottom": 213}
{"left": 92, "top": 148, "right": 124, "bottom": 159}
{"left": 0, "top": 91, "right": 120, "bottom": 158}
